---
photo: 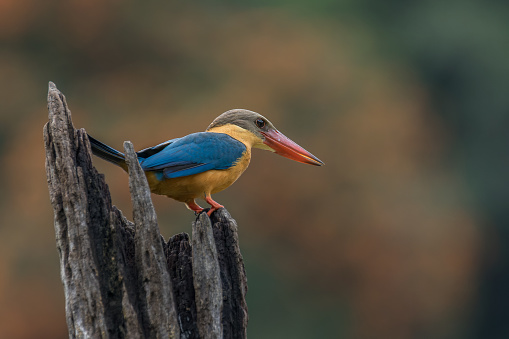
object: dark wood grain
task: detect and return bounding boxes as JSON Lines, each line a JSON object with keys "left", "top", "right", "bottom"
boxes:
{"left": 44, "top": 82, "right": 248, "bottom": 339}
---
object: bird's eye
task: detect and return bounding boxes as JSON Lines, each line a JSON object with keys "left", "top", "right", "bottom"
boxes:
{"left": 255, "top": 118, "right": 265, "bottom": 128}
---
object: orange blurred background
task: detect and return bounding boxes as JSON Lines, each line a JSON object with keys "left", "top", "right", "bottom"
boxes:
{"left": 1, "top": 1, "right": 507, "bottom": 338}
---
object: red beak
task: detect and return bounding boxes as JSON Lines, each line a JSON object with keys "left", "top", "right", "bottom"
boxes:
{"left": 261, "top": 129, "right": 324, "bottom": 166}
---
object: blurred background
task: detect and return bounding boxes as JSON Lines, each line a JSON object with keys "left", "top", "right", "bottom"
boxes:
{"left": 1, "top": 0, "right": 508, "bottom": 338}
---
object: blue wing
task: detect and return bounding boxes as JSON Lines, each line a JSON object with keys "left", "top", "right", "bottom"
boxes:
{"left": 136, "top": 139, "right": 179, "bottom": 159}
{"left": 139, "top": 132, "right": 246, "bottom": 179}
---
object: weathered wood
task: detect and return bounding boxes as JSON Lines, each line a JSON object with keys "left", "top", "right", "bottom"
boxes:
{"left": 166, "top": 233, "right": 200, "bottom": 339}
{"left": 192, "top": 213, "right": 223, "bottom": 339}
{"left": 44, "top": 82, "right": 248, "bottom": 339}
{"left": 124, "top": 141, "right": 180, "bottom": 338}
{"left": 45, "top": 81, "right": 144, "bottom": 338}
{"left": 211, "top": 210, "right": 249, "bottom": 339}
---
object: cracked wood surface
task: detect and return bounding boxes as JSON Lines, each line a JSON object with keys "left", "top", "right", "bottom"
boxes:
{"left": 44, "top": 82, "right": 248, "bottom": 339}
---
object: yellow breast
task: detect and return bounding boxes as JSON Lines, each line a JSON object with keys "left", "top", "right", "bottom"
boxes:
{"left": 143, "top": 123, "right": 263, "bottom": 202}
{"left": 145, "top": 148, "right": 251, "bottom": 202}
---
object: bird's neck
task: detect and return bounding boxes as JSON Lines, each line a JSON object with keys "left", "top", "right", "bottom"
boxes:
{"left": 206, "top": 124, "right": 262, "bottom": 149}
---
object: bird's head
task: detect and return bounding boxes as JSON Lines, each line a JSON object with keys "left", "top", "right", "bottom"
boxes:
{"left": 206, "top": 109, "right": 324, "bottom": 166}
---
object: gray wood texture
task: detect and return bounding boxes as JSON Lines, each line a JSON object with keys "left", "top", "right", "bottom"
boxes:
{"left": 44, "top": 82, "right": 248, "bottom": 339}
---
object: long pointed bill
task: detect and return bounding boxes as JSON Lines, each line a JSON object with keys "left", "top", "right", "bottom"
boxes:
{"left": 261, "top": 129, "right": 324, "bottom": 166}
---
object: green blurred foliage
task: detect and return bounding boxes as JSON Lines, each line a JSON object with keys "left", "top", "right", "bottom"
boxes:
{"left": 0, "top": 0, "right": 507, "bottom": 338}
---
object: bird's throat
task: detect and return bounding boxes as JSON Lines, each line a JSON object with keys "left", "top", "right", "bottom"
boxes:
{"left": 206, "top": 124, "right": 262, "bottom": 149}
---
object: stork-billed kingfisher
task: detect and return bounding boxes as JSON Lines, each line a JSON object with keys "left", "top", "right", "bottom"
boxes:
{"left": 88, "top": 109, "right": 324, "bottom": 216}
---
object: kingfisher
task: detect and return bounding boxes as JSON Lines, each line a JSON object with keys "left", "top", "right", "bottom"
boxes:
{"left": 88, "top": 109, "right": 324, "bottom": 216}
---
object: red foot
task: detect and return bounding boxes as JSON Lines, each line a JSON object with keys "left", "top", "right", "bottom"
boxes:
{"left": 205, "top": 196, "right": 224, "bottom": 216}
{"left": 186, "top": 200, "right": 204, "bottom": 214}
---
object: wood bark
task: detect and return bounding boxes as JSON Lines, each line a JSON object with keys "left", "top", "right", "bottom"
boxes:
{"left": 44, "top": 82, "right": 248, "bottom": 339}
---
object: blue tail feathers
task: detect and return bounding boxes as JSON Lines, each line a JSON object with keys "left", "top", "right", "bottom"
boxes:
{"left": 87, "top": 134, "right": 127, "bottom": 169}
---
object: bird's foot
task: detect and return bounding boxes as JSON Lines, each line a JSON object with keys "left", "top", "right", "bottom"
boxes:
{"left": 205, "top": 196, "right": 224, "bottom": 216}
{"left": 186, "top": 200, "right": 204, "bottom": 214}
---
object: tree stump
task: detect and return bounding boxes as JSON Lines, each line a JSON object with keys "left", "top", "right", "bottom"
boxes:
{"left": 43, "top": 82, "right": 248, "bottom": 339}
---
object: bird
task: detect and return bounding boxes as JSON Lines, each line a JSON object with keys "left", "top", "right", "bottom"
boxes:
{"left": 88, "top": 109, "right": 324, "bottom": 216}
